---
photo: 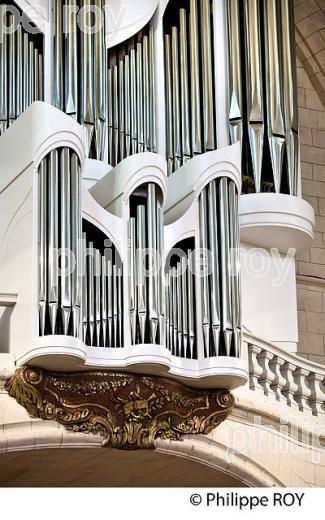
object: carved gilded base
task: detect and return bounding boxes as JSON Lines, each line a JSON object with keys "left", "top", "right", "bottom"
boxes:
{"left": 5, "top": 367, "right": 234, "bottom": 450}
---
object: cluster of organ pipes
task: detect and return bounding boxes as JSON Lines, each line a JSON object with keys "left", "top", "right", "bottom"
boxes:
{"left": 165, "top": 247, "right": 197, "bottom": 359}
{"left": 82, "top": 228, "right": 123, "bottom": 349}
{"left": 199, "top": 178, "right": 241, "bottom": 358}
{"left": 128, "top": 183, "right": 164, "bottom": 345}
{"left": 38, "top": 148, "right": 81, "bottom": 338}
{"left": 0, "top": 6, "right": 43, "bottom": 136}
{"left": 164, "top": 0, "right": 216, "bottom": 176}
{"left": 227, "top": 0, "right": 299, "bottom": 195}
{"left": 107, "top": 25, "right": 156, "bottom": 167}
{"left": 52, "top": 0, "right": 107, "bottom": 161}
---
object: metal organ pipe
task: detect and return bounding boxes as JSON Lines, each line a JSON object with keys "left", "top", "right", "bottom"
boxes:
{"left": 199, "top": 178, "right": 242, "bottom": 358}
{"left": 129, "top": 184, "right": 164, "bottom": 346}
{"left": 0, "top": 8, "right": 43, "bottom": 136}
{"left": 226, "top": 0, "right": 299, "bottom": 195}
{"left": 52, "top": 0, "right": 107, "bottom": 161}
{"left": 107, "top": 24, "right": 156, "bottom": 166}
{"left": 38, "top": 148, "right": 81, "bottom": 338}
{"left": 163, "top": 0, "right": 217, "bottom": 174}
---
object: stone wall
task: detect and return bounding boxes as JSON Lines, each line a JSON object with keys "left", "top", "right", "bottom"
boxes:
{"left": 295, "top": 0, "right": 325, "bottom": 364}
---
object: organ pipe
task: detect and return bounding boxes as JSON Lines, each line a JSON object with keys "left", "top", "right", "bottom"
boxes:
{"left": 107, "top": 24, "right": 156, "bottom": 166}
{"left": 226, "top": 0, "right": 299, "bottom": 195}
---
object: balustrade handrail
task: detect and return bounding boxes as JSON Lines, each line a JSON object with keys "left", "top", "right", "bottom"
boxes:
{"left": 244, "top": 331, "right": 325, "bottom": 416}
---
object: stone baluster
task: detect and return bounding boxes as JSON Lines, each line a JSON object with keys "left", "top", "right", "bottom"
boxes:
{"left": 257, "top": 349, "right": 274, "bottom": 397}
{"left": 307, "top": 373, "right": 325, "bottom": 416}
{"left": 293, "top": 368, "right": 312, "bottom": 413}
{"left": 248, "top": 344, "right": 264, "bottom": 393}
{"left": 269, "top": 356, "right": 287, "bottom": 403}
{"left": 281, "top": 362, "right": 299, "bottom": 409}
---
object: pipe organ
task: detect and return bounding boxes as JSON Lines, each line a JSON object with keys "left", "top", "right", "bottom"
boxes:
{"left": 38, "top": 147, "right": 82, "bottom": 338}
{"left": 165, "top": 242, "right": 197, "bottom": 359}
{"left": 199, "top": 178, "right": 241, "bottom": 358}
{"left": 227, "top": 0, "right": 299, "bottom": 195}
{"left": 107, "top": 25, "right": 156, "bottom": 167}
{"left": 163, "top": 0, "right": 216, "bottom": 176}
{"left": 82, "top": 222, "right": 123, "bottom": 349}
{"left": 0, "top": 2, "right": 43, "bottom": 136}
{"left": 0, "top": 0, "right": 305, "bottom": 387}
{"left": 128, "top": 183, "right": 164, "bottom": 345}
{"left": 52, "top": 0, "right": 107, "bottom": 161}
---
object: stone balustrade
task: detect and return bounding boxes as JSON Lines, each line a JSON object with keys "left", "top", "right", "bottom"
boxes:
{"left": 246, "top": 335, "right": 325, "bottom": 416}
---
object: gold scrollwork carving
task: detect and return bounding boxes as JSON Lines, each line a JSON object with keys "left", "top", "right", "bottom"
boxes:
{"left": 5, "top": 367, "right": 234, "bottom": 450}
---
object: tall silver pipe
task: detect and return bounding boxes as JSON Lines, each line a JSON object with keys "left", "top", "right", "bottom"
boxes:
{"left": 281, "top": 0, "right": 299, "bottom": 196}
{"left": 199, "top": 189, "right": 210, "bottom": 357}
{"left": 143, "top": 35, "right": 150, "bottom": 151}
{"left": 189, "top": 0, "right": 202, "bottom": 155}
{"left": 227, "top": 0, "right": 243, "bottom": 145}
{"left": 219, "top": 179, "right": 232, "bottom": 355}
{"left": 34, "top": 48, "right": 40, "bottom": 102}
{"left": 39, "top": 53, "right": 44, "bottom": 101}
{"left": 107, "top": 68, "right": 114, "bottom": 164}
{"left": 94, "top": 0, "right": 106, "bottom": 160}
{"left": 179, "top": 9, "right": 191, "bottom": 162}
{"left": 172, "top": 267, "right": 177, "bottom": 355}
{"left": 107, "top": 259, "right": 113, "bottom": 347}
{"left": 165, "top": 272, "right": 170, "bottom": 351}
{"left": 8, "top": 14, "right": 16, "bottom": 126}
{"left": 16, "top": 25, "right": 23, "bottom": 116}
{"left": 176, "top": 262, "right": 182, "bottom": 357}
{"left": 38, "top": 159, "right": 47, "bottom": 336}
{"left": 113, "top": 65, "right": 119, "bottom": 162}
{"left": 130, "top": 48, "right": 138, "bottom": 154}
{"left": 0, "top": 18, "right": 8, "bottom": 134}
{"left": 60, "top": 148, "right": 72, "bottom": 335}
{"left": 53, "top": 0, "right": 63, "bottom": 110}
{"left": 23, "top": 33, "right": 29, "bottom": 111}
{"left": 101, "top": 256, "right": 107, "bottom": 347}
{"left": 187, "top": 252, "right": 195, "bottom": 359}
{"left": 124, "top": 55, "right": 131, "bottom": 157}
{"left": 64, "top": 0, "right": 78, "bottom": 118}
{"left": 129, "top": 218, "right": 137, "bottom": 343}
{"left": 137, "top": 42, "right": 145, "bottom": 152}
{"left": 48, "top": 150, "right": 59, "bottom": 334}
{"left": 113, "top": 264, "right": 118, "bottom": 347}
{"left": 82, "top": 235, "right": 87, "bottom": 341}
{"left": 164, "top": 34, "right": 174, "bottom": 175}
{"left": 136, "top": 205, "right": 147, "bottom": 343}
{"left": 117, "top": 266, "right": 123, "bottom": 348}
{"left": 81, "top": 0, "right": 95, "bottom": 156}
{"left": 244, "top": 0, "right": 264, "bottom": 193}
{"left": 171, "top": 27, "right": 182, "bottom": 170}
{"left": 201, "top": 0, "right": 215, "bottom": 151}
{"left": 119, "top": 60, "right": 125, "bottom": 160}
{"left": 29, "top": 40, "right": 35, "bottom": 104}
{"left": 158, "top": 206, "right": 165, "bottom": 346}
{"left": 149, "top": 26, "right": 156, "bottom": 152}
{"left": 208, "top": 181, "right": 220, "bottom": 356}
{"left": 95, "top": 249, "right": 102, "bottom": 346}
{"left": 228, "top": 181, "right": 241, "bottom": 356}
{"left": 181, "top": 256, "right": 188, "bottom": 357}
{"left": 264, "top": 0, "right": 285, "bottom": 193}
{"left": 71, "top": 152, "right": 81, "bottom": 337}
{"left": 88, "top": 242, "right": 95, "bottom": 346}
{"left": 147, "top": 184, "right": 158, "bottom": 343}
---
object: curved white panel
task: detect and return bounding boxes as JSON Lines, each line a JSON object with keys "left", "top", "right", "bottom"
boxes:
{"left": 89, "top": 152, "right": 167, "bottom": 217}
{"left": 106, "top": 0, "right": 158, "bottom": 48}
{"left": 14, "top": 0, "right": 48, "bottom": 29}
{"left": 239, "top": 193, "right": 315, "bottom": 254}
{"left": 164, "top": 143, "right": 242, "bottom": 225}
{"left": 0, "top": 102, "right": 85, "bottom": 194}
